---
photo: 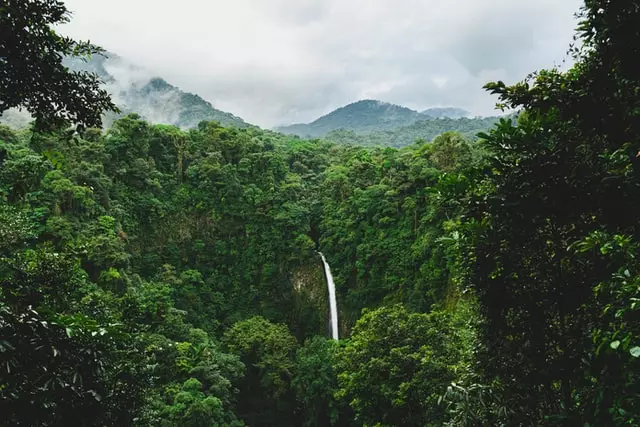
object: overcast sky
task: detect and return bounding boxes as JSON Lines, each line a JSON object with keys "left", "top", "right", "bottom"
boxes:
{"left": 61, "top": 0, "right": 583, "bottom": 127}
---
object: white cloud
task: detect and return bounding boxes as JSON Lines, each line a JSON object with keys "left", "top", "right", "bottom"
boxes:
{"left": 61, "top": 0, "right": 583, "bottom": 127}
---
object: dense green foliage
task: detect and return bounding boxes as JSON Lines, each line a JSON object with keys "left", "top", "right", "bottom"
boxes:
{"left": 1, "top": 0, "right": 640, "bottom": 426}
{"left": 318, "top": 131, "right": 479, "bottom": 329}
{"left": 335, "top": 305, "right": 461, "bottom": 426}
{"left": 292, "top": 336, "right": 344, "bottom": 427}
{"left": 322, "top": 116, "right": 501, "bottom": 148}
{"left": 461, "top": 1, "right": 640, "bottom": 423}
{"left": 0, "top": 118, "right": 326, "bottom": 425}
{"left": 0, "top": 113, "right": 471, "bottom": 425}
{"left": 223, "top": 316, "right": 298, "bottom": 426}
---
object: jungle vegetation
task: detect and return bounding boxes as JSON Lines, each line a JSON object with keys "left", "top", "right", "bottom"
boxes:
{"left": 0, "top": 0, "right": 639, "bottom": 426}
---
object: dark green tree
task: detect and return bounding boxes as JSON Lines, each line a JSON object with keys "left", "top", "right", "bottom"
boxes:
{"left": 292, "top": 336, "right": 347, "bottom": 427}
{"left": 335, "top": 305, "right": 461, "bottom": 426}
{"left": 465, "top": 0, "right": 640, "bottom": 423}
{"left": 0, "top": 246, "right": 145, "bottom": 426}
{"left": 223, "top": 316, "right": 299, "bottom": 427}
{"left": 0, "top": 0, "right": 116, "bottom": 128}
{"left": 428, "top": 131, "right": 473, "bottom": 172}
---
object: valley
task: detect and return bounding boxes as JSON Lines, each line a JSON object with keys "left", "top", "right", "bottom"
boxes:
{"left": 1, "top": 1, "right": 639, "bottom": 426}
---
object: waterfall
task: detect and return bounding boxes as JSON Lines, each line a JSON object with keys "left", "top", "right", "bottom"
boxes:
{"left": 318, "top": 252, "right": 339, "bottom": 340}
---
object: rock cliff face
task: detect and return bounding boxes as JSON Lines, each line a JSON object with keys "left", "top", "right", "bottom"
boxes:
{"left": 290, "top": 261, "right": 335, "bottom": 338}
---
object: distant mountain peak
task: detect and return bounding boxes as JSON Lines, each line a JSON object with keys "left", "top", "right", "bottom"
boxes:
{"left": 143, "top": 77, "right": 173, "bottom": 91}
{"left": 276, "top": 99, "right": 424, "bottom": 137}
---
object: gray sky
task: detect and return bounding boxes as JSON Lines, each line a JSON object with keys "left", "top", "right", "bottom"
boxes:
{"left": 61, "top": 0, "right": 583, "bottom": 127}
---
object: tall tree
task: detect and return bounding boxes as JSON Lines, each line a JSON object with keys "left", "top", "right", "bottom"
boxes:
{"left": 467, "top": 0, "right": 640, "bottom": 424}
{"left": 0, "top": 0, "right": 116, "bottom": 128}
{"left": 293, "top": 336, "right": 348, "bottom": 427}
{"left": 335, "top": 305, "right": 461, "bottom": 427}
{"left": 223, "top": 316, "right": 299, "bottom": 427}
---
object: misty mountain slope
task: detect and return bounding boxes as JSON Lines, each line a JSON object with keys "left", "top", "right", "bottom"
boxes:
{"left": 70, "top": 53, "right": 250, "bottom": 129}
{"left": 108, "top": 76, "right": 250, "bottom": 129}
{"left": 0, "top": 53, "right": 250, "bottom": 130}
{"left": 421, "top": 107, "right": 470, "bottom": 118}
{"left": 276, "top": 100, "right": 424, "bottom": 137}
{"left": 276, "top": 100, "right": 476, "bottom": 137}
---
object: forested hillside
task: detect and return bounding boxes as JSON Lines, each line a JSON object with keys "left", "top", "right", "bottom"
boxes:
{"left": 323, "top": 115, "right": 501, "bottom": 147}
{"left": 276, "top": 100, "right": 485, "bottom": 139}
{"left": 276, "top": 100, "right": 424, "bottom": 137}
{"left": 277, "top": 100, "right": 500, "bottom": 148}
{"left": 1, "top": 0, "right": 639, "bottom": 426}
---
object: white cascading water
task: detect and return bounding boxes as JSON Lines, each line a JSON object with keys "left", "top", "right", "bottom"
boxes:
{"left": 318, "top": 252, "right": 339, "bottom": 340}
